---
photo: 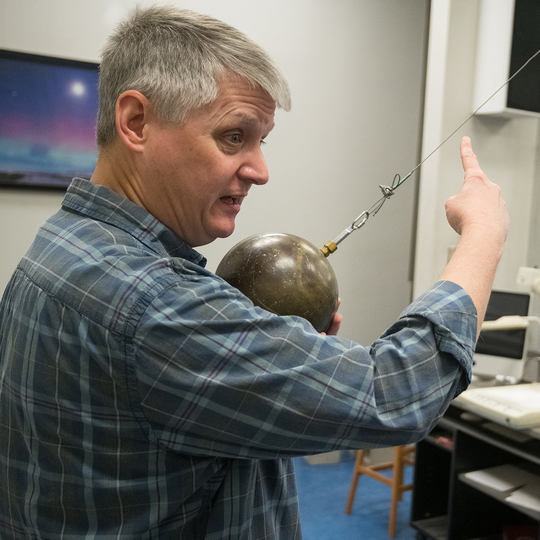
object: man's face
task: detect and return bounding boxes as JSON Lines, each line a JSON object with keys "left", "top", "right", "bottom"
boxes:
{"left": 140, "top": 74, "right": 276, "bottom": 247}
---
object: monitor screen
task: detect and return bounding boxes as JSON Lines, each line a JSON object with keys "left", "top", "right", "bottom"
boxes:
{"left": 0, "top": 49, "right": 99, "bottom": 190}
{"left": 475, "top": 290, "right": 530, "bottom": 359}
{"left": 473, "top": 290, "right": 532, "bottom": 380}
{"left": 507, "top": 0, "right": 540, "bottom": 113}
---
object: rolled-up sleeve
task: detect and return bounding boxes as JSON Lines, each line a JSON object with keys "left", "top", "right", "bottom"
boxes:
{"left": 397, "top": 280, "right": 477, "bottom": 393}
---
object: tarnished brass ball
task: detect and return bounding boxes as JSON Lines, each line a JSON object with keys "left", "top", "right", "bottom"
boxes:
{"left": 215, "top": 233, "right": 339, "bottom": 332}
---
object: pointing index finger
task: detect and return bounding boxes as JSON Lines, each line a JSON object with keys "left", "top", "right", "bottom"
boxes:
{"left": 460, "top": 136, "right": 480, "bottom": 173}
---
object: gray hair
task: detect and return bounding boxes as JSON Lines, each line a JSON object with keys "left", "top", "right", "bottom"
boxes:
{"left": 96, "top": 5, "right": 291, "bottom": 147}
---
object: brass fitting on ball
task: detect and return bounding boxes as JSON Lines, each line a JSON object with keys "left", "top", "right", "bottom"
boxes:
{"left": 320, "top": 241, "right": 338, "bottom": 258}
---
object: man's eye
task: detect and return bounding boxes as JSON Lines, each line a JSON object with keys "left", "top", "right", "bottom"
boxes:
{"left": 228, "top": 133, "right": 242, "bottom": 144}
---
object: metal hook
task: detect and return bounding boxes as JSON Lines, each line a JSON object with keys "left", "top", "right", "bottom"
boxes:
{"left": 320, "top": 174, "right": 399, "bottom": 257}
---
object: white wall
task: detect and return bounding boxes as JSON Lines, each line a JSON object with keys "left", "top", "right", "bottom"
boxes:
{"left": 414, "top": 0, "right": 540, "bottom": 297}
{"left": 0, "top": 0, "right": 429, "bottom": 345}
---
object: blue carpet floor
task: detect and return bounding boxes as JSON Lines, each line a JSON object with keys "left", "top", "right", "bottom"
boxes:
{"left": 294, "top": 452, "right": 417, "bottom": 540}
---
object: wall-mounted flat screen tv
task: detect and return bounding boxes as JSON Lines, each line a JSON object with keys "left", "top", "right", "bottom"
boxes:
{"left": 0, "top": 49, "right": 99, "bottom": 190}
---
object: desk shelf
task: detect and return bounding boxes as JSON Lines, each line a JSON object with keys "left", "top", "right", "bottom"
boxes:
{"left": 458, "top": 472, "right": 540, "bottom": 522}
{"left": 411, "top": 405, "right": 540, "bottom": 540}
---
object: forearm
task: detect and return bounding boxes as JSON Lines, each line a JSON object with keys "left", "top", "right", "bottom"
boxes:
{"left": 440, "top": 137, "right": 509, "bottom": 336}
{"left": 439, "top": 228, "right": 505, "bottom": 336}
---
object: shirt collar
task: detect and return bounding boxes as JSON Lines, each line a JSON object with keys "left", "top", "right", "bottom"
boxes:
{"left": 62, "top": 178, "right": 207, "bottom": 268}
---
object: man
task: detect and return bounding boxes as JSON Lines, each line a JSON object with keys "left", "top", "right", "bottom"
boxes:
{"left": 0, "top": 6, "right": 508, "bottom": 540}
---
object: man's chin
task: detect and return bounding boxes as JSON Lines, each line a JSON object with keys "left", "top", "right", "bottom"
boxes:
{"left": 197, "top": 224, "right": 235, "bottom": 247}
{"left": 217, "top": 228, "right": 235, "bottom": 240}
{"left": 214, "top": 219, "right": 236, "bottom": 239}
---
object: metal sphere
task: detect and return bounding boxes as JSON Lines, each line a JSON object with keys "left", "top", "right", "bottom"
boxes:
{"left": 215, "top": 233, "right": 339, "bottom": 332}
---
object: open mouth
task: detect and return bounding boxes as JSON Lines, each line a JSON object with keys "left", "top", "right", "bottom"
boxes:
{"left": 220, "top": 195, "right": 245, "bottom": 205}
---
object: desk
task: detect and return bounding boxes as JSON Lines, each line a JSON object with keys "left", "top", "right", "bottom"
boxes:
{"left": 411, "top": 404, "right": 540, "bottom": 540}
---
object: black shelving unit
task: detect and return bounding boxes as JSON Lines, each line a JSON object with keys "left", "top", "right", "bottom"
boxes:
{"left": 411, "top": 405, "right": 540, "bottom": 540}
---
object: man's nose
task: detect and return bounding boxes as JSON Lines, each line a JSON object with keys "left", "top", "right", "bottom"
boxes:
{"left": 238, "top": 148, "right": 269, "bottom": 185}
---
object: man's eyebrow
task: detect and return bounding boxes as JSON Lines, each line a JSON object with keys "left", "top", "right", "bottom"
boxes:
{"left": 223, "top": 114, "right": 275, "bottom": 137}
{"left": 231, "top": 113, "right": 258, "bottom": 125}
{"left": 231, "top": 113, "right": 274, "bottom": 129}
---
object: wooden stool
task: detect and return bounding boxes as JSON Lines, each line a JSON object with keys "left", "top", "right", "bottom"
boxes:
{"left": 345, "top": 445, "right": 415, "bottom": 538}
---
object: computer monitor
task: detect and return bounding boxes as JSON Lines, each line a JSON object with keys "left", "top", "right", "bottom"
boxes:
{"left": 473, "top": 289, "right": 539, "bottom": 382}
{"left": 0, "top": 49, "right": 99, "bottom": 190}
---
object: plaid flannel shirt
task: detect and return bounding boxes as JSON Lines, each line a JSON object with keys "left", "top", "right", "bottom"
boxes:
{"left": 0, "top": 178, "right": 477, "bottom": 539}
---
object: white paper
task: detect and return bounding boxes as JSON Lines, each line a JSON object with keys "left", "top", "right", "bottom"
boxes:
{"left": 462, "top": 465, "right": 537, "bottom": 494}
{"left": 505, "top": 478, "right": 540, "bottom": 515}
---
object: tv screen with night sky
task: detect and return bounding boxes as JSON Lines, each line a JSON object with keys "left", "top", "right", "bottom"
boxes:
{"left": 0, "top": 49, "right": 99, "bottom": 190}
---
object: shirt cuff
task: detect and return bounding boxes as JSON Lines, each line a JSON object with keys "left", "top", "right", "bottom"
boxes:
{"left": 400, "top": 280, "right": 478, "bottom": 393}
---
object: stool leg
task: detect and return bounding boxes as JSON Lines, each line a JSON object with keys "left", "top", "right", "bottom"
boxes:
{"left": 389, "top": 447, "right": 406, "bottom": 538}
{"left": 345, "top": 450, "right": 365, "bottom": 514}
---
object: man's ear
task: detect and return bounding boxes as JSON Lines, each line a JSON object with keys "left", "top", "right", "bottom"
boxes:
{"left": 115, "top": 90, "right": 153, "bottom": 152}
